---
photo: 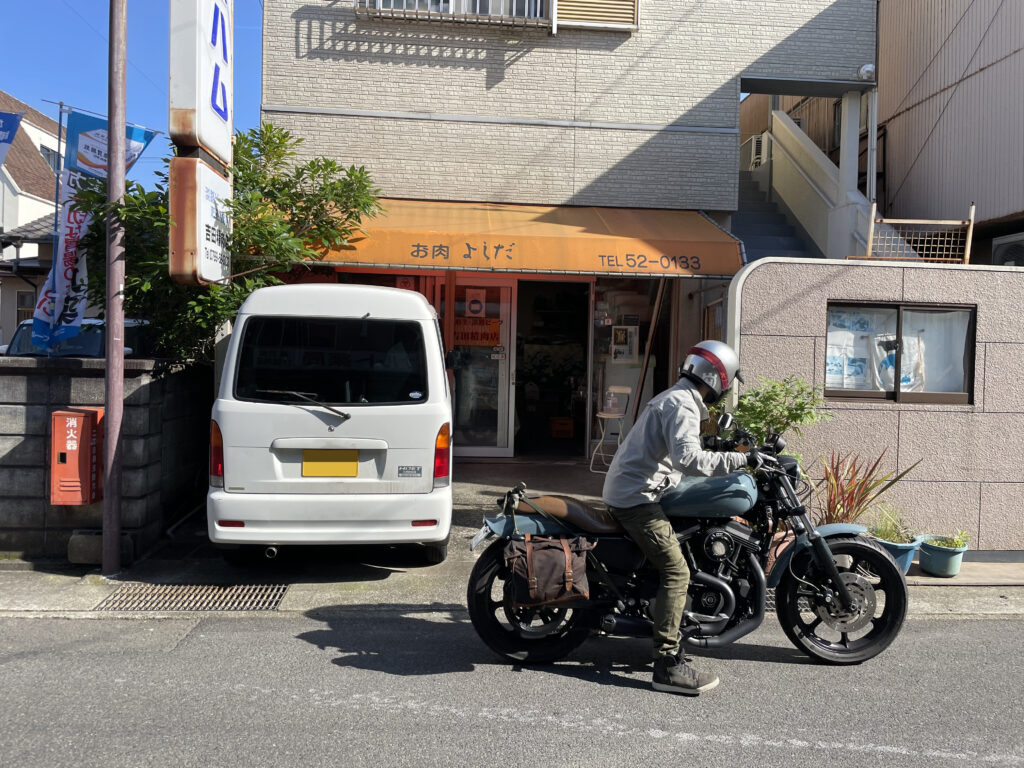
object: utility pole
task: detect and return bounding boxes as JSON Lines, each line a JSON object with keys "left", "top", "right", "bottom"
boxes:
{"left": 103, "top": 0, "right": 127, "bottom": 577}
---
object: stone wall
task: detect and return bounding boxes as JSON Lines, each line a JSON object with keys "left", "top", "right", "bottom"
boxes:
{"left": 0, "top": 358, "right": 211, "bottom": 561}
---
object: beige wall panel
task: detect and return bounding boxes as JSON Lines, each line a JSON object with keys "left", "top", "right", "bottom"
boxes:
{"left": 785, "top": 408, "right": 901, "bottom": 478}
{"left": 571, "top": 130, "right": 737, "bottom": 210}
{"left": 982, "top": 343, "right": 1024, "bottom": 413}
{"left": 882, "top": 481, "right": 980, "bottom": 546}
{"left": 270, "top": 112, "right": 577, "bottom": 203}
{"left": 902, "top": 267, "right": 1024, "bottom": 343}
{"left": 979, "top": 484, "right": 1024, "bottom": 550}
{"left": 737, "top": 334, "right": 816, "bottom": 387}
{"left": 738, "top": 262, "right": 904, "bottom": 337}
{"left": 897, "top": 412, "right": 1024, "bottom": 484}
{"left": 573, "top": 54, "right": 739, "bottom": 127}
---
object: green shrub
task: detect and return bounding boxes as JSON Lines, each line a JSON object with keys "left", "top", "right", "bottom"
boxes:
{"left": 928, "top": 530, "right": 970, "bottom": 549}
{"left": 867, "top": 503, "right": 915, "bottom": 544}
{"left": 721, "top": 376, "right": 831, "bottom": 444}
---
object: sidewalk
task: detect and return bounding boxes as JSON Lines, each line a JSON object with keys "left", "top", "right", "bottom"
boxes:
{"left": 1, "top": 458, "right": 1022, "bottom": 617}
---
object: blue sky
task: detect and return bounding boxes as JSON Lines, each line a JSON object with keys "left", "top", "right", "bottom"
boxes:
{"left": 3, "top": 0, "right": 263, "bottom": 190}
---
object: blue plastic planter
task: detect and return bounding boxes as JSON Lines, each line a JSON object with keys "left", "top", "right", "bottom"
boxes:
{"left": 918, "top": 536, "right": 968, "bottom": 578}
{"left": 874, "top": 535, "right": 922, "bottom": 575}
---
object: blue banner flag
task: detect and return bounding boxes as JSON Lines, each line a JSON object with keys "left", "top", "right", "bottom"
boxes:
{"left": 0, "top": 111, "right": 24, "bottom": 168}
{"left": 32, "top": 111, "right": 157, "bottom": 350}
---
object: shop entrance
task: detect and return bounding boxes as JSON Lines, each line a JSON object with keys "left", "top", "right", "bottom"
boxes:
{"left": 514, "top": 280, "right": 590, "bottom": 456}
{"left": 451, "top": 277, "right": 516, "bottom": 457}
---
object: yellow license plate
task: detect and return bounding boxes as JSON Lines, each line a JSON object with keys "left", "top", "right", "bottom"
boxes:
{"left": 302, "top": 450, "right": 358, "bottom": 477}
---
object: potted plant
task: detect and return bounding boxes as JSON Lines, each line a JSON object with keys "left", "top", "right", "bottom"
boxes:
{"left": 866, "top": 503, "right": 921, "bottom": 575}
{"left": 919, "top": 530, "right": 970, "bottom": 577}
{"left": 814, "top": 450, "right": 920, "bottom": 527}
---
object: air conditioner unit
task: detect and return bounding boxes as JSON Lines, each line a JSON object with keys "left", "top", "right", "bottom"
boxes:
{"left": 748, "top": 135, "right": 765, "bottom": 170}
{"left": 992, "top": 232, "right": 1024, "bottom": 266}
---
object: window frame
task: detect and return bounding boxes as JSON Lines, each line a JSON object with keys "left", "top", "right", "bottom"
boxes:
{"left": 823, "top": 301, "right": 976, "bottom": 405}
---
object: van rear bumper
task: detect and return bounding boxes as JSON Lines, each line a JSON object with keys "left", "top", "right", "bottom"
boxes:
{"left": 207, "top": 486, "right": 452, "bottom": 545}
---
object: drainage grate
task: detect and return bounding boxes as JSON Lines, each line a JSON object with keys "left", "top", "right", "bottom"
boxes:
{"left": 95, "top": 583, "right": 289, "bottom": 612}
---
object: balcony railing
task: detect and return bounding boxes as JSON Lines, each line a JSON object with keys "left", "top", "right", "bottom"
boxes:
{"left": 354, "top": 0, "right": 551, "bottom": 27}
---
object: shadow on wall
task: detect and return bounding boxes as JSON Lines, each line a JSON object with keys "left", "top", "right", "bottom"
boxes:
{"left": 292, "top": 2, "right": 629, "bottom": 89}
{"left": 280, "top": 1, "right": 874, "bottom": 210}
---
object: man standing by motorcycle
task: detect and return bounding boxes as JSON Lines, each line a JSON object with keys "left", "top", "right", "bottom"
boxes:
{"left": 602, "top": 340, "right": 757, "bottom": 695}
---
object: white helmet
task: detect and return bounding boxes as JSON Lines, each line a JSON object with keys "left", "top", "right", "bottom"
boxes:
{"left": 680, "top": 340, "right": 743, "bottom": 405}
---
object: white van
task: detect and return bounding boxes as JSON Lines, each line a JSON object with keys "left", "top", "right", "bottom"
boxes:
{"left": 208, "top": 284, "right": 452, "bottom": 563}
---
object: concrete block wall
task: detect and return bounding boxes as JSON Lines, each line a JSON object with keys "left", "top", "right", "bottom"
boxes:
{"left": 0, "top": 358, "right": 212, "bottom": 560}
{"left": 732, "top": 259, "right": 1024, "bottom": 551}
{"left": 262, "top": 0, "right": 875, "bottom": 210}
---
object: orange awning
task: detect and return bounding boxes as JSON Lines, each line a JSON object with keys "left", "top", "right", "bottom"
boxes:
{"left": 327, "top": 199, "right": 744, "bottom": 277}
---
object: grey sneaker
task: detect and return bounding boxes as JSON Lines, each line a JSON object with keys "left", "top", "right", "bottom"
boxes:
{"left": 652, "top": 655, "right": 720, "bottom": 695}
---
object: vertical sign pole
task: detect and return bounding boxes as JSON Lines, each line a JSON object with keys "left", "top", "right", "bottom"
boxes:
{"left": 103, "top": 0, "right": 128, "bottom": 578}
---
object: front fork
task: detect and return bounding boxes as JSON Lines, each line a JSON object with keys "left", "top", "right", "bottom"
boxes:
{"left": 779, "top": 476, "right": 857, "bottom": 612}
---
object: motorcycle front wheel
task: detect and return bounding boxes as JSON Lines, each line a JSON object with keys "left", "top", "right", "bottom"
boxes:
{"left": 467, "top": 539, "right": 592, "bottom": 664}
{"left": 775, "top": 534, "right": 908, "bottom": 665}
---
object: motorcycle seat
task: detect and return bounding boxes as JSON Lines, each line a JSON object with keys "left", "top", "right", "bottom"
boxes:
{"left": 516, "top": 495, "right": 625, "bottom": 535}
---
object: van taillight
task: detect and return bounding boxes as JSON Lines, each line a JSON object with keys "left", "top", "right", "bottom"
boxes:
{"left": 433, "top": 423, "right": 450, "bottom": 488}
{"left": 210, "top": 420, "right": 224, "bottom": 488}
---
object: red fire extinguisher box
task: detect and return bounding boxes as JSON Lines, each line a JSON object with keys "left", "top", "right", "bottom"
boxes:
{"left": 50, "top": 408, "right": 104, "bottom": 505}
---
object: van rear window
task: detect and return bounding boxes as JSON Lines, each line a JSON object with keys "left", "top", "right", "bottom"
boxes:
{"left": 234, "top": 316, "right": 428, "bottom": 405}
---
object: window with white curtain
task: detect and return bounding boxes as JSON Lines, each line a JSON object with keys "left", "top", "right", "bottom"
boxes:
{"left": 825, "top": 303, "right": 975, "bottom": 404}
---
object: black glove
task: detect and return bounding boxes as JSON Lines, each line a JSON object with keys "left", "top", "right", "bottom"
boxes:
{"left": 746, "top": 449, "right": 777, "bottom": 470}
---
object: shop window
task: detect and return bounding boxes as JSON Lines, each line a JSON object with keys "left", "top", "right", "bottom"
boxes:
{"left": 825, "top": 302, "right": 975, "bottom": 404}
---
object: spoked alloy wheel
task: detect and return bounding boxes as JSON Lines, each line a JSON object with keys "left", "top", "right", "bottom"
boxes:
{"left": 467, "top": 540, "right": 591, "bottom": 664}
{"left": 776, "top": 535, "right": 908, "bottom": 665}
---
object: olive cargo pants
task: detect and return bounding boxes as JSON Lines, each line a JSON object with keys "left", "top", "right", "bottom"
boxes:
{"left": 608, "top": 502, "right": 689, "bottom": 660}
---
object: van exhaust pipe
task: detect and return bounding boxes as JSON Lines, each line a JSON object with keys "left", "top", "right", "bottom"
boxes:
{"left": 264, "top": 546, "right": 279, "bottom": 560}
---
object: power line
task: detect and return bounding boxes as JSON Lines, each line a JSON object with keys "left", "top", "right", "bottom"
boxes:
{"left": 890, "top": 0, "right": 975, "bottom": 117}
{"left": 889, "top": 0, "right": 1006, "bottom": 206}
{"left": 59, "top": 0, "right": 167, "bottom": 97}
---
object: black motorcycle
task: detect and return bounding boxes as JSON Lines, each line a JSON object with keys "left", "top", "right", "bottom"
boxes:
{"left": 467, "top": 417, "right": 908, "bottom": 665}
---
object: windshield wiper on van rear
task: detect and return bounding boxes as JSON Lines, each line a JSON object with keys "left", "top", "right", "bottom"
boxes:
{"left": 256, "top": 389, "right": 351, "bottom": 422}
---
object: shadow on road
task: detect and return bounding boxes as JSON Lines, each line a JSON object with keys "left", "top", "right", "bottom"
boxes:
{"left": 297, "top": 603, "right": 808, "bottom": 691}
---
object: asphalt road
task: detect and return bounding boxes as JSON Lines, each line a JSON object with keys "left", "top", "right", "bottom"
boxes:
{"left": 2, "top": 606, "right": 1022, "bottom": 768}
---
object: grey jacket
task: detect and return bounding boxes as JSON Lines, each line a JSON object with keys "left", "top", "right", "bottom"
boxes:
{"left": 601, "top": 378, "right": 747, "bottom": 509}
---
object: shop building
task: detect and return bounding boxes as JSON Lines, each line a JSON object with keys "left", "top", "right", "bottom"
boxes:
{"left": 261, "top": 0, "right": 878, "bottom": 458}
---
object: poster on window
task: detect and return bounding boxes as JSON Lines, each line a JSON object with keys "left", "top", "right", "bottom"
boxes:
{"left": 464, "top": 289, "right": 487, "bottom": 317}
{"left": 826, "top": 309, "right": 873, "bottom": 389}
{"left": 871, "top": 333, "right": 925, "bottom": 391}
{"left": 611, "top": 325, "right": 639, "bottom": 364}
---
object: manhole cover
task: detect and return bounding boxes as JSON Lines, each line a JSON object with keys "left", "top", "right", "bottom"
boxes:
{"left": 95, "top": 583, "right": 288, "bottom": 612}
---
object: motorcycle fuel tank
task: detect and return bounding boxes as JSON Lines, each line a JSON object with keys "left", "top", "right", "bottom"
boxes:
{"left": 660, "top": 472, "right": 757, "bottom": 518}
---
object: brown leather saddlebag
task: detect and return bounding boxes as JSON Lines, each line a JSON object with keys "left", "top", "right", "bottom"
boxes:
{"left": 503, "top": 534, "right": 596, "bottom": 607}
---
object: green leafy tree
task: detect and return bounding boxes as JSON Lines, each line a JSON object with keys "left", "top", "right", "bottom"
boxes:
{"left": 718, "top": 375, "right": 831, "bottom": 444}
{"left": 77, "top": 123, "right": 381, "bottom": 361}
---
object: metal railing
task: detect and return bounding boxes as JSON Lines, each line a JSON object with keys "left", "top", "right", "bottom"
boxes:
{"left": 354, "top": 0, "right": 551, "bottom": 26}
{"left": 861, "top": 202, "right": 975, "bottom": 264}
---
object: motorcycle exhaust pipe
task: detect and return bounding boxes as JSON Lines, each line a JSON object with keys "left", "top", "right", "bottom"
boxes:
{"left": 264, "top": 546, "right": 279, "bottom": 560}
{"left": 685, "top": 553, "right": 766, "bottom": 649}
{"left": 600, "top": 614, "right": 653, "bottom": 638}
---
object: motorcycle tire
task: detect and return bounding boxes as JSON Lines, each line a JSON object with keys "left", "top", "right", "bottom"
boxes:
{"left": 467, "top": 539, "right": 592, "bottom": 664}
{"left": 775, "top": 534, "right": 908, "bottom": 665}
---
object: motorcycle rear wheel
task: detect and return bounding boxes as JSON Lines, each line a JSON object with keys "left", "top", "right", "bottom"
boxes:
{"left": 467, "top": 539, "right": 592, "bottom": 664}
{"left": 775, "top": 535, "right": 907, "bottom": 665}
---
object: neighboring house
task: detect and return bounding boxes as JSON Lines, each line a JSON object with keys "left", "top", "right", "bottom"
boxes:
{"left": 0, "top": 90, "right": 60, "bottom": 346}
{"left": 261, "top": 0, "right": 878, "bottom": 458}
{"left": 741, "top": 0, "right": 1023, "bottom": 264}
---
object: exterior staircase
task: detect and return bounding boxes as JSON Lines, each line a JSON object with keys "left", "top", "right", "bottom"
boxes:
{"left": 733, "top": 171, "right": 812, "bottom": 262}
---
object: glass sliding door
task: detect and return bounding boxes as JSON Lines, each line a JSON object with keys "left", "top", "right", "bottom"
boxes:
{"left": 451, "top": 278, "right": 516, "bottom": 457}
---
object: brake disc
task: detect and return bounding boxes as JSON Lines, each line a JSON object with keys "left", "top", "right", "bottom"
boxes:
{"left": 814, "top": 571, "right": 876, "bottom": 633}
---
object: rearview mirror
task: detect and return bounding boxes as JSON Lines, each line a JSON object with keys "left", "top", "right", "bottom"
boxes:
{"left": 717, "top": 412, "right": 734, "bottom": 432}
